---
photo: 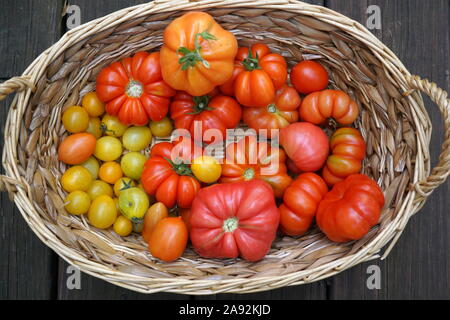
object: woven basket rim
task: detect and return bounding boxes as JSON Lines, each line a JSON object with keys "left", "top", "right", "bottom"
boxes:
{"left": 1, "top": 0, "right": 444, "bottom": 295}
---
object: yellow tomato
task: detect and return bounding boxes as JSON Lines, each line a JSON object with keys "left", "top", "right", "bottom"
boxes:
{"left": 99, "top": 161, "right": 123, "bottom": 184}
{"left": 101, "top": 114, "right": 128, "bottom": 137}
{"left": 61, "top": 166, "right": 93, "bottom": 192}
{"left": 62, "top": 106, "right": 89, "bottom": 133}
{"left": 82, "top": 92, "right": 105, "bottom": 117}
{"left": 122, "top": 126, "right": 153, "bottom": 152}
{"left": 114, "top": 198, "right": 120, "bottom": 216}
{"left": 191, "top": 156, "right": 222, "bottom": 183}
{"left": 86, "top": 117, "right": 102, "bottom": 139}
{"left": 88, "top": 195, "right": 117, "bottom": 229}
{"left": 149, "top": 117, "right": 173, "bottom": 138}
{"left": 94, "top": 136, "right": 123, "bottom": 161}
{"left": 87, "top": 180, "right": 114, "bottom": 200}
{"left": 80, "top": 156, "right": 100, "bottom": 180}
{"left": 64, "top": 191, "right": 91, "bottom": 215}
{"left": 113, "top": 216, "right": 133, "bottom": 237}
{"left": 113, "top": 177, "right": 136, "bottom": 197}
{"left": 120, "top": 152, "right": 147, "bottom": 180}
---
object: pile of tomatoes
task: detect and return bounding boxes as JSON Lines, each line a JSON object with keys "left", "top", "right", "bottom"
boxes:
{"left": 58, "top": 11, "right": 385, "bottom": 263}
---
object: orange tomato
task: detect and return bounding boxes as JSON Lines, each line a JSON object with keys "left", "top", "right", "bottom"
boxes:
{"left": 99, "top": 162, "right": 123, "bottom": 184}
{"left": 148, "top": 217, "right": 188, "bottom": 262}
{"left": 142, "top": 202, "right": 169, "bottom": 242}
{"left": 82, "top": 92, "right": 105, "bottom": 117}
{"left": 58, "top": 133, "right": 97, "bottom": 165}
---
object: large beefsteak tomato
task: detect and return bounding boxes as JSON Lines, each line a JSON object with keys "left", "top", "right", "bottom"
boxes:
{"left": 279, "top": 173, "right": 328, "bottom": 236}
{"left": 322, "top": 127, "right": 366, "bottom": 186}
{"left": 96, "top": 51, "right": 176, "bottom": 126}
{"left": 160, "top": 12, "right": 238, "bottom": 96}
{"left": 316, "top": 174, "right": 385, "bottom": 242}
{"left": 190, "top": 179, "right": 280, "bottom": 261}
{"left": 220, "top": 136, "right": 292, "bottom": 198}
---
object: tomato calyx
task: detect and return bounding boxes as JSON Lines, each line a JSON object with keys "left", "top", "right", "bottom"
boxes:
{"left": 177, "top": 31, "right": 217, "bottom": 71}
{"left": 119, "top": 179, "right": 134, "bottom": 192}
{"left": 267, "top": 103, "right": 278, "bottom": 114}
{"left": 125, "top": 80, "right": 143, "bottom": 98}
{"left": 243, "top": 168, "right": 255, "bottom": 181}
{"left": 164, "top": 157, "right": 196, "bottom": 178}
{"left": 223, "top": 217, "right": 239, "bottom": 233}
{"left": 187, "top": 95, "right": 214, "bottom": 114}
{"left": 242, "top": 49, "right": 261, "bottom": 71}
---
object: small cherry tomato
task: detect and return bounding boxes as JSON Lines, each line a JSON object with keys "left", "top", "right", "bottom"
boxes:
{"left": 99, "top": 161, "right": 123, "bottom": 184}
{"left": 113, "top": 177, "right": 136, "bottom": 197}
{"left": 61, "top": 166, "right": 93, "bottom": 192}
{"left": 58, "top": 133, "right": 97, "bottom": 165}
{"left": 94, "top": 136, "right": 123, "bottom": 162}
{"left": 64, "top": 191, "right": 91, "bottom": 215}
{"left": 88, "top": 195, "right": 118, "bottom": 229}
{"left": 62, "top": 106, "right": 90, "bottom": 133}
{"left": 149, "top": 117, "right": 173, "bottom": 138}
{"left": 142, "top": 202, "right": 169, "bottom": 242}
{"left": 148, "top": 217, "right": 188, "bottom": 262}
{"left": 80, "top": 156, "right": 100, "bottom": 180}
{"left": 87, "top": 180, "right": 114, "bottom": 200}
{"left": 82, "top": 92, "right": 105, "bottom": 117}
{"left": 113, "top": 215, "right": 133, "bottom": 237}
{"left": 290, "top": 60, "right": 329, "bottom": 94}
{"left": 114, "top": 197, "right": 120, "bottom": 216}
{"left": 101, "top": 114, "right": 129, "bottom": 137}
{"left": 191, "top": 156, "right": 222, "bottom": 184}
{"left": 122, "top": 126, "right": 153, "bottom": 152}
{"left": 120, "top": 152, "right": 147, "bottom": 180}
{"left": 86, "top": 117, "right": 102, "bottom": 139}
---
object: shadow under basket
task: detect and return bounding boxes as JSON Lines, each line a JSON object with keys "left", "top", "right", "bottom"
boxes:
{"left": 0, "top": 0, "right": 449, "bottom": 295}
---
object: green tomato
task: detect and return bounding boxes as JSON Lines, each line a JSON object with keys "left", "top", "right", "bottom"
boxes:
{"left": 122, "top": 126, "right": 153, "bottom": 152}
{"left": 119, "top": 187, "right": 150, "bottom": 222}
{"left": 120, "top": 152, "right": 147, "bottom": 180}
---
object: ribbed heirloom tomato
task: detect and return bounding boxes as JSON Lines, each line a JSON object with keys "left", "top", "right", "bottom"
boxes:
{"left": 190, "top": 179, "right": 280, "bottom": 261}
{"left": 322, "top": 127, "right": 366, "bottom": 186}
{"left": 96, "top": 51, "right": 176, "bottom": 126}
{"left": 300, "top": 89, "right": 359, "bottom": 125}
{"left": 140, "top": 139, "right": 202, "bottom": 208}
{"left": 317, "top": 174, "right": 385, "bottom": 242}
{"left": 170, "top": 91, "right": 241, "bottom": 143}
{"left": 279, "top": 173, "right": 328, "bottom": 236}
{"left": 242, "top": 85, "right": 301, "bottom": 138}
{"left": 221, "top": 43, "right": 288, "bottom": 107}
{"left": 220, "top": 136, "right": 292, "bottom": 198}
{"left": 160, "top": 12, "right": 238, "bottom": 96}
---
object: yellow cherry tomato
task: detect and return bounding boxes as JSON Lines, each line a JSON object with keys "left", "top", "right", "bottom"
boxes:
{"left": 86, "top": 117, "right": 102, "bottom": 139}
{"left": 80, "top": 156, "right": 100, "bottom": 180}
{"left": 88, "top": 195, "right": 117, "bottom": 229}
{"left": 113, "top": 216, "right": 133, "bottom": 237}
{"left": 94, "top": 136, "right": 123, "bottom": 161}
{"left": 191, "top": 156, "right": 222, "bottom": 183}
{"left": 64, "top": 191, "right": 91, "bottom": 215}
{"left": 122, "top": 126, "right": 153, "bottom": 152}
{"left": 113, "top": 198, "right": 120, "bottom": 216}
{"left": 61, "top": 166, "right": 93, "bottom": 192}
{"left": 82, "top": 92, "right": 105, "bottom": 117}
{"left": 120, "top": 152, "right": 147, "bottom": 180}
{"left": 62, "top": 106, "right": 89, "bottom": 133}
{"left": 113, "top": 177, "right": 136, "bottom": 197}
{"left": 149, "top": 117, "right": 173, "bottom": 138}
{"left": 101, "top": 114, "right": 128, "bottom": 137}
{"left": 99, "top": 161, "right": 123, "bottom": 184}
{"left": 87, "top": 180, "right": 114, "bottom": 200}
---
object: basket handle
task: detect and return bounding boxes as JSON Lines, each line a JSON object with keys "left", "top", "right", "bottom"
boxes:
{"left": 0, "top": 76, "right": 35, "bottom": 101}
{"left": 406, "top": 75, "right": 450, "bottom": 198}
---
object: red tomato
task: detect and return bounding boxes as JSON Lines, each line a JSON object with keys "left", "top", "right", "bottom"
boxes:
{"left": 279, "top": 122, "right": 329, "bottom": 172}
{"left": 242, "top": 85, "right": 301, "bottom": 138}
{"left": 170, "top": 91, "right": 242, "bottom": 143}
{"left": 222, "top": 44, "right": 287, "bottom": 107}
{"left": 290, "top": 60, "right": 329, "bottom": 94}
{"left": 96, "top": 51, "right": 176, "bottom": 126}
{"left": 279, "top": 173, "right": 328, "bottom": 236}
{"left": 299, "top": 90, "right": 359, "bottom": 125}
{"left": 58, "top": 133, "right": 97, "bottom": 165}
{"left": 220, "top": 136, "right": 292, "bottom": 198}
{"left": 190, "top": 179, "right": 279, "bottom": 261}
{"left": 140, "top": 139, "right": 202, "bottom": 208}
{"left": 317, "top": 174, "right": 385, "bottom": 242}
{"left": 180, "top": 208, "right": 192, "bottom": 232}
{"left": 148, "top": 217, "right": 188, "bottom": 262}
{"left": 322, "top": 127, "right": 366, "bottom": 186}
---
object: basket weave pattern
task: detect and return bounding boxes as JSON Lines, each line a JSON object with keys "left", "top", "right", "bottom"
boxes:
{"left": 0, "top": 0, "right": 449, "bottom": 294}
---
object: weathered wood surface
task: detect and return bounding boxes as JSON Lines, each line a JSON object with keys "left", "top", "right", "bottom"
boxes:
{"left": 0, "top": 0, "right": 448, "bottom": 300}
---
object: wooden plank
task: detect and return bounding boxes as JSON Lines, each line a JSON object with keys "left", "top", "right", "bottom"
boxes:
{"left": 0, "top": 0, "right": 65, "bottom": 299}
{"left": 326, "top": 0, "right": 450, "bottom": 300}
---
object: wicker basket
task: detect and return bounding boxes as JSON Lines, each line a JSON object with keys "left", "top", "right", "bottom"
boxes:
{"left": 0, "top": 0, "right": 449, "bottom": 295}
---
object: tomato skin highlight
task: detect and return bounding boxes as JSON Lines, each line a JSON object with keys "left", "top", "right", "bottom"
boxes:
{"left": 58, "top": 133, "right": 97, "bottom": 165}
{"left": 290, "top": 60, "right": 329, "bottom": 94}
{"left": 316, "top": 174, "right": 385, "bottom": 242}
{"left": 148, "top": 217, "right": 188, "bottom": 262}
